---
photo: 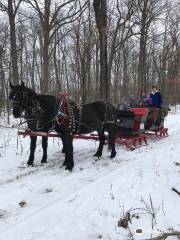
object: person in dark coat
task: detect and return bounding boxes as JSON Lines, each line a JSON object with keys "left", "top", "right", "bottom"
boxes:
{"left": 148, "top": 86, "right": 163, "bottom": 126}
{"left": 150, "top": 86, "right": 163, "bottom": 109}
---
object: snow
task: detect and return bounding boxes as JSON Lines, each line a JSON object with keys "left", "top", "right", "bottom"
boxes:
{"left": 0, "top": 112, "right": 180, "bottom": 240}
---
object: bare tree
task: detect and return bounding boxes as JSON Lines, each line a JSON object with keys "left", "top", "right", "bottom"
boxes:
{"left": 93, "top": 0, "right": 109, "bottom": 100}
{"left": 25, "top": 0, "right": 87, "bottom": 93}
{"left": 108, "top": 0, "right": 138, "bottom": 95}
{"left": 136, "top": 0, "right": 168, "bottom": 94}
{"left": 0, "top": 0, "right": 23, "bottom": 84}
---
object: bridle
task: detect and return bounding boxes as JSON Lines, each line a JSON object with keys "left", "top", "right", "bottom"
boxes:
{"left": 25, "top": 98, "right": 43, "bottom": 130}
{"left": 10, "top": 88, "right": 43, "bottom": 130}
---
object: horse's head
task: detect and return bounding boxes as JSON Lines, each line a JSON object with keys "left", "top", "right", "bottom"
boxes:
{"left": 9, "top": 82, "right": 32, "bottom": 118}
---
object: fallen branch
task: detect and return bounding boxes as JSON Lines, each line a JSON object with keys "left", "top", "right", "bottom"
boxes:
{"left": 172, "top": 187, "right": 180, "bottom": 196}
{"left": 145, "top": 231, "right": 180, "bottom": 240}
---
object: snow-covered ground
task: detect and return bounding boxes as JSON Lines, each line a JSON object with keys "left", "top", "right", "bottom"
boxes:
{"left": 0, "top": 112, "right": 180, "bottom": 240}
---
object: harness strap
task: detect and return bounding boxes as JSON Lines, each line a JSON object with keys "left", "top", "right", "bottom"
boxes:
{"left": 56, "top": 93, "right": 69, "bottom": 126}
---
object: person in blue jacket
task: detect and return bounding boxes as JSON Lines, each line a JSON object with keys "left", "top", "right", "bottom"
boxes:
{"left": 150, "top": 85, "right": 163, "bottom": 109}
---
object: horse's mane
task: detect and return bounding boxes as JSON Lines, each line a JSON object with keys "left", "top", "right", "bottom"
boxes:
{"left": 24, "top": 86, "right": 56, "bottom": 102}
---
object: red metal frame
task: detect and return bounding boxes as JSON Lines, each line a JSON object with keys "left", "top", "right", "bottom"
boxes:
{"left": 18, "top": 130, "right": 100, "bottom": 141}
{"left": 115, "top": 132, "right": 148, "bottom": 151}
{"left": 17, "top": 129, "right": 168, "bottom": 151}
{"left": 18, "top": 130, "right": 148, "bottom": 151}
{"left": 146, "top": 128, "right": 169, "bottom": 138}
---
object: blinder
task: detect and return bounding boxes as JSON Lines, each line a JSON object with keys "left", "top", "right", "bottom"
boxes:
{"left": 10, "top": 86, "right": 43, "bottom": 129}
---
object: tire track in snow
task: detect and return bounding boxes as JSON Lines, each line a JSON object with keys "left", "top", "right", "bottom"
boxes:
{"left": 0, "top": 148, "right": 95, "bottom": 187}
{"left": 0, "top": 161, "right": 124, "bottom": 236}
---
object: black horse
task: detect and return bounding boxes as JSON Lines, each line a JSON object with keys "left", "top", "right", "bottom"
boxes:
{"left": 9, "top": 82, "right": 116, "bottom": 171}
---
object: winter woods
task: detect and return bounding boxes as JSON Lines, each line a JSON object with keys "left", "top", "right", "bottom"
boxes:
{"left": 0, "top": 0, "right": 180, "bottom": 114}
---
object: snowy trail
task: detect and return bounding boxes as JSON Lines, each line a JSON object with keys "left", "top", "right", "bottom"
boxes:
{"left": 0, "top": 113, "right": 180, "bottom": 240}
{"left": 0, "top": 164, "right": 134, "bottom": 235}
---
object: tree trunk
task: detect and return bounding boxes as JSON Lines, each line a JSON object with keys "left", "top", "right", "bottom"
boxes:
{"left": 42, "top": 0, "right": 51, "bottom": 93}
{"left": 8, "top": 0, "right": 19, "bottom": 84}
{"left": 93, "top": 0, "right": 109, "bottom": 101}
{"left": 95, "top": 42, "right": 100, "bottom": 97}
{"left": 42, "top": 29, "right": 49, "bottom": 93}
{"left": 31, "top": 35, "right": 37, "bottom": 91}
{"left": 138, "top": 19, "right": 147, "bottom": 94}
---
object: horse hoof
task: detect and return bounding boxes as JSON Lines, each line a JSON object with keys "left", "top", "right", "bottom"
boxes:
{"left": 94, "top": 153, "right": 102, "bottom": 158}
{"left": 63, "top": 161, "right": 67, "bottom": 166}
{"left": 27, "top": 163, "right": 34, "bottom": 167}
{"left": 65, "top": 166, "right": 73, "bottom": 172}
{"left": 41, "top": 160, "right": 47, "bottom": 164}
{"left": 110, "top": 151, "right": 116, "bottom": 158}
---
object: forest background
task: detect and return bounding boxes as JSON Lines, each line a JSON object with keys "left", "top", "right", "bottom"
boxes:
{"left": 0, "top": 0, "right": 180, "bottom": 117}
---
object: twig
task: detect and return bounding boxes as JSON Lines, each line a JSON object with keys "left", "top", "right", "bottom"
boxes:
{"left": 141, "top": 196, "right": 158, "bottom": 224}
{"left": 127, "top": 226, "right": 134, "bottom": 240}
{"left": 67, "top": 195, "right": 78, "bottom": 202}
{"left": 145, "top": 231, "right": 180, "bottom": 240}
{"left": 149, "top": 194, "right": 156, "bottom": 221}
{"left": 172, "top": 187, "right": 180, "bottom": 196}
{"left": 161, "top": 200, "right": 166, "bottom": 216}
{"left": 110, "top": 184, "right": 115, "bottom": 200}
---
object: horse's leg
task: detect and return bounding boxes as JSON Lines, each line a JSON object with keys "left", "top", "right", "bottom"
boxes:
{"left": 41, "top": 136, "right": 48, "bottom": 164}
{"left": 61, "top": 136, "right": 65, "bottom": 153}
{"left": 106, "top": 124, "right": 116, "bottom": 158}
{"left": 59, "top": 137, "right": 67, "bottom": 166}
{"left": 63, "top": 135, "right": 74, "bottom": 171}
{"left": 94, "top": 126, "right": 105, "bottom": 158}
{"left": 27, "top": 136, "right": 37, "bottom": 166}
